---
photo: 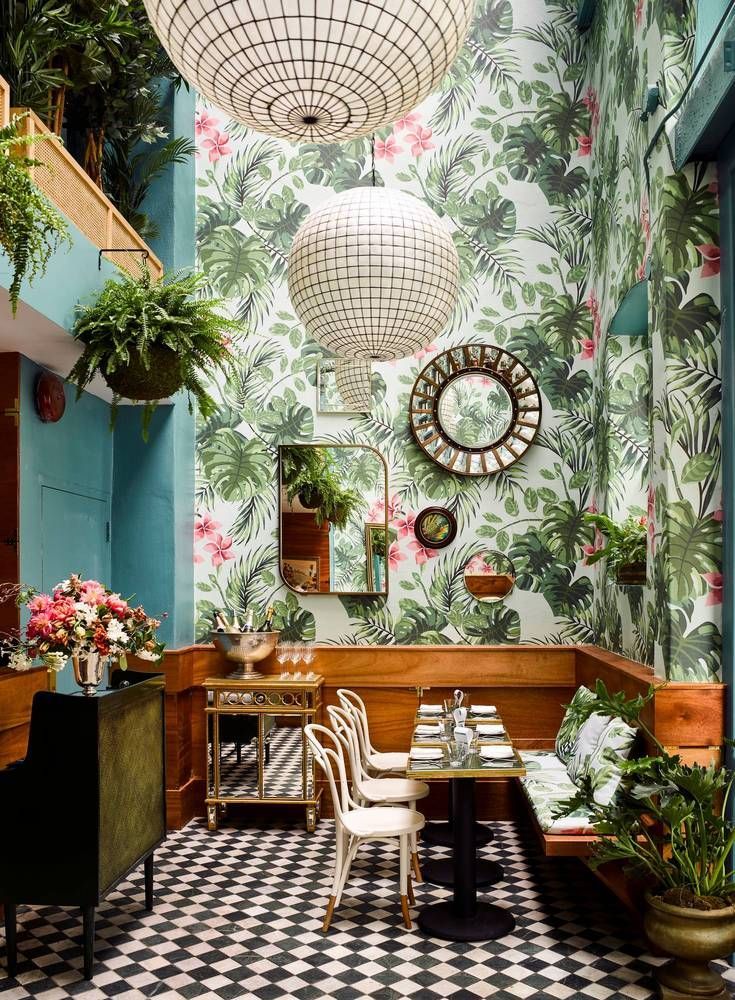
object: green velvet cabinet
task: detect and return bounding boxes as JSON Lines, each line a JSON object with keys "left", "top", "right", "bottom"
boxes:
{"left": 0, "top": 670, "right": 166, "bottom": 980}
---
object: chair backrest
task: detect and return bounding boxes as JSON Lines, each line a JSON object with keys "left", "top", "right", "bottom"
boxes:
{"left": 326, "top": 704, "right": 370, "bottom": 797}
{"left": 304, "top": 723, "right": 356, "bottom": 823}
{"left": 336, "top": 688, "right": 374, "bottom": 758}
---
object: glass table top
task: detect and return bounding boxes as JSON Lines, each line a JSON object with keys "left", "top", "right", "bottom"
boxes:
{"left": 406, "top": 713, "right": 526, "bottom": 780}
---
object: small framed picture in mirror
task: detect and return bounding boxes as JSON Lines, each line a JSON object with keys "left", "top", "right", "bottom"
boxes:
{"left": 414, "top": 507, "right": 457, "bottom": 550}
{"left": 464, "top": 550, "right": 516, "bottom": 603}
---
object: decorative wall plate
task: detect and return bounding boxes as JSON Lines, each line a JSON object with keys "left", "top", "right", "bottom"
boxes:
{"left": 414, "top": 507, "right": 457, "bottom": 550}
{"left": 409, "top": 345, "right": 541, "bottom": 476}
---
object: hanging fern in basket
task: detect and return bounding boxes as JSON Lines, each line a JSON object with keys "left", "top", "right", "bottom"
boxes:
{"left": 68, "top": 266, "right": 240, "bottom": 439}
{"left": 0, "top": 113, "right": 72, "bottom": 315}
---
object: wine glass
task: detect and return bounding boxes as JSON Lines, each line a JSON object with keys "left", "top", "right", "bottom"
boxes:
{"left": 276, "top": 642, "right": 290, "bottom": 678}
{"left": 302, "top": 642, "right": 315, "bottom": 667}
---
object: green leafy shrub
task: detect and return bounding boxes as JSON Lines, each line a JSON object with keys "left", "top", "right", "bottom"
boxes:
{"left": 583, "top": 511, "right": 647, "bottom": 573}
{"left": 0, "top": 113, "right": 71, "bottom": 314}
{"left": 281, "top": 446, "right": 364, "bottom": 530}
{"left": 68, "top": 267, "right": 239, "bottom": 438}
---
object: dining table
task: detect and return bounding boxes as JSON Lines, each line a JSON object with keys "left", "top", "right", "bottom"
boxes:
{"left": 406, "top": 707, "right": 526, "bottom": 942}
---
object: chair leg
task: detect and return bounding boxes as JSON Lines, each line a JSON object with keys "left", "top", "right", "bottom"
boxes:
{"left": 407, "top": 874, "right": 415, "bottom": 907}
{"left": 323, "top": 823, "right": 345, "bottom": 933}
{"left": 144, "top": 853, "right": 154, "bottom": 911}
{"left": 82, "top": 905, "right": 95, "bottom": 981}
{"left": 4, "top": 901, "right": 17, "bottom": 977}
{"left": 409, "top": 802, "right": 422, "bottom": 883}
{"left": 399, "top": 835, "right": 412, "bottom": 930}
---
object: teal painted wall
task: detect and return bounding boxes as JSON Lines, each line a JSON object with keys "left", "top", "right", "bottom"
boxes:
{"left": 696, "top": 0, "right": 731, "bottom": 59}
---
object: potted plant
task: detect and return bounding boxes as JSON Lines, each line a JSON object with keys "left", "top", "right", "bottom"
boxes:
{"left": 560, "top": 682, "right": 735, "bottom": 1000}
{"left": 2, "top": 575, "right": 164, "bottom": 696}
{"left": 584, "top": 511, "right": 647, "bottom": 584}
{"left": 68, "top": 267, "right": 238, "bottom": 438}
{"left": 0, "top": 113, "right": 71, "bottom": 315}
{"left": 281, "top": 446, "right": 364, "bottom": 530}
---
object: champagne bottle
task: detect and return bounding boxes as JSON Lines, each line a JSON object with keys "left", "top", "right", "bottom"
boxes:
{"left": 212, "top": 611, "right": 227, "bottom": 632}
{"left": 241, "top": 608, "right": 255, "bottom": 633}
{"left": 262, "top": 606, "right": 275, "bottom": 632}
{"left": 230, "top": 611, "right": 242, "bottom": 631}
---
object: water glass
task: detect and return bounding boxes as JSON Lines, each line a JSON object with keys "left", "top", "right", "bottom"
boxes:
{"left": 302, "top": 642, "right": 315, "bottom": 666}
{"left": 448, "top": 740, "right": 468, "bottom": 767}
{"left": 276, "top": 643, "right": 289, "bottom": 666}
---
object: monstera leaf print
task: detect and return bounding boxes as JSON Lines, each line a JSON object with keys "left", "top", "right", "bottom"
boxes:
{"left": 665, "top": 501, "right": 720, "bottom": 604}
{"left": 660, "top": 172, "right": 719, "bottom": 274}
{"left": 394, "top": 601, "right": 453, "bottom": 644}
{"left": 199, "top": 227, "right": 272, "bottom": 300}
{"left": 668, "top": 610, "right": 722, "bottom": 682}
{"left": 200, "top": 429, "right": 273, "bottom": 502}
{"left": 536, "top": 93, "right": 589, "bottom": 155}
{"left": 271, "top": 592, "right": 316, "bottom": 642}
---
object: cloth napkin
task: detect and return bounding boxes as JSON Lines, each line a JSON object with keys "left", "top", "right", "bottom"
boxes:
{"left": 418, "top": 703, "right": 443, "bottom": 714}
{"left": 410, "top": 747, "right": 443, "bottom": 760}
{"left": 479, "top": 745, "right": 514, "bottom": 760}
{"left": 477, "top": 723, "right": 505, "bottom": 736}
{"left": 472, "top": 704, "right": 498, "bottom": 715}
{"left": 415, "top": 723, "right": 441, "bottom": 736}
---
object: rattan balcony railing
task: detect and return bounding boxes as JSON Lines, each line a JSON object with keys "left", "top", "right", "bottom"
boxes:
{"left": 0, "top": 75, "right": 163, "bottom": 281}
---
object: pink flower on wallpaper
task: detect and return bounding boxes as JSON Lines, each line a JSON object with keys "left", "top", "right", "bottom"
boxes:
{"left": 394, "top": 111, "right": 421, "bottom": 132}
{"left": 394, "top": 511, "right": 416, "bottom": 539}
{"left": 405, "top": 126, "right": 435, "bottom": 157}
{"left": 388, "top": 542, "right": 407, "bottom": 571}
{"left": 587, "top": 497, "right": 598, "bottom": 514}
{"left": 195, "top": 512, "right": 222, "bottom": 542}
{"left": 640, "top": 197, "right": 651, "bottom": 240}
{"left": 374, "top": 135, "right": 402, "bottom": 163}
{"left": 386, "top": 494, "right": 404, "bottom": 522}
{"left": 195, "top": 110, "right": 219, "bottom": 138}
{"left": 709, "top": 179, "right": 719, "bottom": 199}
{"left": 636, "top": 259, "right": 647, "bottom": 282}
{"left": 414, "top": 343, "right": 438, "bottom": 361}
{"left": 697, "top": 244, "right": 720, "bottom": 278}
{"left": 408, "top": 539, "right": 439, "bottom": 566}
{"left": 582, "top": 87, "right": 600, "bottom": 133}
{"left": 712, "top": 506, "right": 724, "bottom": 523}
{"left": 577, "top": 134, "right": 592, "bottom": 157}
{"left": 703, "top": 572, "right": 723, "bottom": 606}
{"left": 193, "top": 552, "right": 205, "bottom": 565}
{"left": 586, "top": 289, "right": 599, "bottom": 317}
{"left": 635, "top": 0, "right": 645, "bottom": 26}
{"left": 579, "top": 338, "right": 595, "bottom": 360}
{"left": 205, "top": 533, "right": 236, "bottom": 567}
{"left": 582, "top": 543, "right": 597, "bottom": 566}
{"left": 201, "top": 130, "right": 233, "bottom": 163}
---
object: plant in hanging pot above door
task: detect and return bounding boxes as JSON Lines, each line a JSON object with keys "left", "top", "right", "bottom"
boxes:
{"left": 68, "top": 267, "right": 239, "bottom": 438}
{"left": 1, "top": 575, "right": 165, "bottom": 696}
{"left": 583, "top": 511, "right": 647, "bottom": 585}
{"left": 557, "top": 682, "right": 735, "bottom": 1000}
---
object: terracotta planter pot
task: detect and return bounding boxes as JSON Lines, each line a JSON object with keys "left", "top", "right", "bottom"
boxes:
{"left": 644, "top": 892, "right": 735, "bottom": 998}
{"left": 616, "top": 561, "right": 646, "bottom": 586}
{"left": 103, "top": 345, "right": 184, "bottom": 401}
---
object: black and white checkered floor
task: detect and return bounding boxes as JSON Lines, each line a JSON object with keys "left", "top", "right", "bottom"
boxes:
{"left": 2, "top": 818, "right": 735, "bottom": 1000}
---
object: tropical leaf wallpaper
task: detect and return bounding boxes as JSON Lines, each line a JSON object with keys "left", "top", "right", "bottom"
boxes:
{"left": 193, "top": 0, "right": 722, "bottom": 679}
{"left": 584, "top": 0, "right": 722, "bottom": 680}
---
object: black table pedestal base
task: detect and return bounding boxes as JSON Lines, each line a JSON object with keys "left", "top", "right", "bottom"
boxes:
{"left": 417, "top": 901, "right": 515, "bottom": 942}
{"left": 423, "top": 857, "right": 503, "bottom": 888}
{"left": 423, "top": 821, "right": 493, "bottom": 848}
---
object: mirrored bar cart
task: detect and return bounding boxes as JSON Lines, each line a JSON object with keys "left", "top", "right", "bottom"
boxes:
{"left": 204, "top": 674, "right": 324, "bottom": 832}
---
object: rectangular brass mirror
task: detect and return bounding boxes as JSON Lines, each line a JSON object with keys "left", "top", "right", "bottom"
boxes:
{"left": 279, "top": 444, "right": 389, "bottom": 596}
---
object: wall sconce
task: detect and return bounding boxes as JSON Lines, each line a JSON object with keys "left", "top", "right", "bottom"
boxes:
{"left": 609, "top": 258, "right": 651, "bottom": 338}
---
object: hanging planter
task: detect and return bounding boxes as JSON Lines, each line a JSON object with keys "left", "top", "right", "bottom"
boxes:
{"left": 583, "top": 512, "right": 648, "bottom": 586}
{"left": 68, "top": 268, "right": 238, "bottom": 439}
{"left": 281, "top": 446, "right": 363, "bottom": 530}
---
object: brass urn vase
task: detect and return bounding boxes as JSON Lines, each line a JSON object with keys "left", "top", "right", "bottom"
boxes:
{"left": 645, "top": 892, "right": 735, "bottom": 999}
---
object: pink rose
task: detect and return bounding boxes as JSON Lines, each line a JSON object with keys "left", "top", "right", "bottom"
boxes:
{"left": 28, "top": 594, "right": 52, "bottom": 614}
{"left": 106, "top": 594, "right": 129, "bottom": 618}
{"left": 80, "top": 580, "right": 106, "bottom": 606}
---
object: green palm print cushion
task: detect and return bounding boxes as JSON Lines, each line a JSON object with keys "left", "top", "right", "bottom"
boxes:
{"left": 567, "top": 714, "right": 637, "bottom": 806}
{"left": 554, "top": 685, "right": 596, "bottom": 763}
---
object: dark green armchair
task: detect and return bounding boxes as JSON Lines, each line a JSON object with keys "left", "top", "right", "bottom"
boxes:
{"left": 0, "top": 670, "right": 166, "bottom": 980}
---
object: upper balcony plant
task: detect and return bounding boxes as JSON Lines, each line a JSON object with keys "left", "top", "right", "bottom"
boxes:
{"left": 68, "top": 267, "right": 239, "bottom": 438}
{"left": 583, "top": 511, "right": 647, "bottom": 584}
{"left": 0, "top": 112, "right": 71, "bottom": 315}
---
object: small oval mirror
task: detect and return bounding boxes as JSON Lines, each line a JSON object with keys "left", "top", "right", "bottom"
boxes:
{"left": 464, "top": 550, "right": 516, "bottom": 603}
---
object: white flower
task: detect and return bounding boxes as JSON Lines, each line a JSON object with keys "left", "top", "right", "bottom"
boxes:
{"left": 106, "top": 620, "right": 128, "bottom": 645}
{"left": 43, "top": 652, "right": 68, "bottom": 673}
{"left": 74, "top": 601, "right": 98, "bottom": 625}
{"left": 136, "top": 649, "right": 159, "bottom": 661}
{"left": 8, "top": 650, "right": 33, "bottom": 672}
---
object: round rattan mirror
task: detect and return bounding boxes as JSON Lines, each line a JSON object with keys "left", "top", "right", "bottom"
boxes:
{"left": 409, "top": 344, "right": 541, "bottom": 475}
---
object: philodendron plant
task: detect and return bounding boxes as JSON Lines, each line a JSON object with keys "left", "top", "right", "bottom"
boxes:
{"left": 560, "top": 681, "right": 735, "bottom": 909}
{"left": 583, "top": 511, "right": 647, "bottom": 577}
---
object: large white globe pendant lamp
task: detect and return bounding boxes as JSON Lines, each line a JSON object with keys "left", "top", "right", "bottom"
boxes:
{"left": 142, "top": 0, "right": 476, "bottom": 143}
{"left": 288, "top": 186, "right": 460, "bottom": 361}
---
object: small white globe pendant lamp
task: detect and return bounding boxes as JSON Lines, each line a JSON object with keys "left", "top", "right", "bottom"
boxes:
{"left": 288, "top": 186, "right": 460, "bottom": 361}
{"left": 335, "top": 358, "right": 373, "bottom": 410}
{"left": 142, "top": 0, "right": 476, "bottom": 143}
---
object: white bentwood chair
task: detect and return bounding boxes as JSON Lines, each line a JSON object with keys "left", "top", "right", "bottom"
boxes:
{"left": 304, "top": 723, "right": 424, "bottom": 932}
{"left": 327, "top": 704, "right": 428, "bottom": 882}
{"left": 336, "top": 688, "right": 410, "bottom": 775}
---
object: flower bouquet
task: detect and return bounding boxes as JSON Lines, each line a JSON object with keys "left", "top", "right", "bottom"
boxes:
{"left": 2, "top": 576, "right": 165, "bottom": 694}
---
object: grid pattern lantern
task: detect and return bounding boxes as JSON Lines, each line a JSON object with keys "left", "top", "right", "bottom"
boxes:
{"left": 288, "top": 187, "right": 460, "bottom": 361}
{"left": 142, "top": 0, "right": 476, "bottom": 143}
{"left": 335, "top": 358, "right": 373, "bottom": 411}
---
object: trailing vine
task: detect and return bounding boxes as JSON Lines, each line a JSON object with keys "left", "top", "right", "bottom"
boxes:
{"left": 0, "top": 113, "right": 71, "bottom": 315}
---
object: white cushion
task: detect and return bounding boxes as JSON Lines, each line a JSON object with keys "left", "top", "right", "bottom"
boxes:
{"left": 555, "top": 685, "right": 596, "bottom": 763}
{"left": 567, "top": 715, "right": 637, "bottom": 806}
